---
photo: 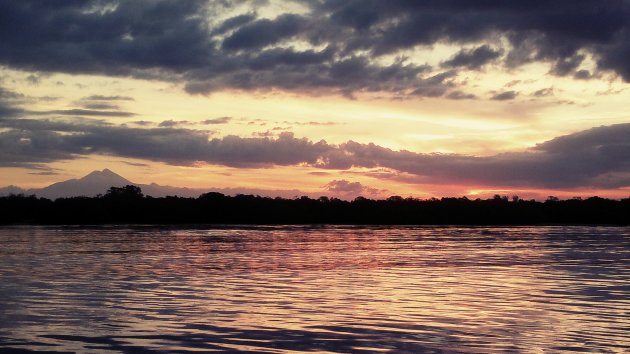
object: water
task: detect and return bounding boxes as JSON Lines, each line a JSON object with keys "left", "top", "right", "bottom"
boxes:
{"left": 0, "top": 226, "right": 629, "bottom": 353}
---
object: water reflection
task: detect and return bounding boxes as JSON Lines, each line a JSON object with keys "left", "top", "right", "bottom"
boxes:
{"left": 0, "top": 226, "right": 629, "bottom": 353}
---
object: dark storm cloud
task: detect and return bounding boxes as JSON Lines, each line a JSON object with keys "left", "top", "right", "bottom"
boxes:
{"left": 550, "top": 54, "right": 585, "bottom": 76}
{"left": 222, "top": 14, "right": 305, "bottom": 50}
{"left": 574, "top": 70, "right": 593, "bottom": 80}
{"left": 318, "top": 124, "right": 630, "bottom": 189}
{"left": 0, "top": 104, "right": 23, "bottom": 118}
{"left": 183, "top": 52, "right": 431, "bottom": 97}
{"left": 1, "top": 110, "right": 629, "bottom": 189}
{"left": 4, "top": 1, "right": 630, "bottom": 97}
{"left": 0, "top": 90, "right": 27, "bottom": 116}
{"left": 0, "top": 115, "right": 332, "bottom": 168}
{"left": 2, "top": 0, "right": 218, "bottom": 74}
{"left": 246, "top": 47, "right": 335, "bottom": 70}
{"left": 0, "top": 126, "right": 84, "bottom": 167}
{"left": 441, "top": 45, "right": 502, "bottom": 70}
{"left": 213, "top": 13, "right": 256, "bottom": 35}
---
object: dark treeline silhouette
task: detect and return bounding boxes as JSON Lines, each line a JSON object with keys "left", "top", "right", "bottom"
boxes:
{"left": 1, "top": 185, "right": 629, "bottom": 225}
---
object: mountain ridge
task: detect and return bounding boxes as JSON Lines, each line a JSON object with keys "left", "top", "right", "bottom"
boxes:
{"left": 0, "top": 169, "right": 208, "bottom": 199}
{"left": 0, "top": 169, "right": 309, "bottom": 200}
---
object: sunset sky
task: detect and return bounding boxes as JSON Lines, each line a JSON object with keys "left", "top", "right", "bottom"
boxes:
{"left": 1, "top": 0, "right": 630, "bottom": 199}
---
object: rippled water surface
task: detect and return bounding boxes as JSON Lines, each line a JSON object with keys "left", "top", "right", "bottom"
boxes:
{"left": 1, "top": 226, "right": 629, "bottom": 353}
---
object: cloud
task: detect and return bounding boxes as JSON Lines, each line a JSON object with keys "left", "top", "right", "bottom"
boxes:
{"left": 222, "top": 14, "right": 305, "bottom": 50}
{"left": 120, "top": 161, "right": 150, "bottom": 168}
{"left": 0, "top": 87, "right": 25, "bottom": 101}
{"left": 213, "top": 13, "right": 256, "bottom": 35}
{"left": 446, "top": 91, "right": 477, "bottom": 100}
{"left": 82, "top": 95, "right": 135, "bottom": 101}
{"left": 202, "top": 117, "right": 232, "bottom": 124}
{"left": 284, "top": 120, "right": 339, "bottom": 126}
{"left": 0, "top": 115, "right": 332, "bottom": 168}
{"left": 183, "top": 52, "right": 432, "bottom": 97}
{"left": 81, "top": 103, "right": 120, "bottom": 110}
{"left": 324, "top": 179, "right": 382, "bottom": 196}
{"left": 1, "top": 109, "right": 629, "bottom": 189}
{"left": 26, "top": 74, "right": 42, "bottom": 85}
{"left": 0, "top": 1, "right": 214, "bottom": 75}
{"left": 0, "top": 87, "right": 58, "bottom": 104}
{"left": 549, "top": 54, "right": 585, "bottom": 76}
{"left": 309, "top": 171, "right": 331, "bottom": 176}
{"left": 43, "top": 109, "right": 136, "bottom": 117}
{"left": 0, "top": 90, "right": 23, "bottom": 122}
{"left": 1, "top": 88, "right": 131, "bottom": 115}
{"left": 441, "top": 45, "right": 502, "bottom": 70}
{"left": 316, "top": 0, "right": 630, "bottom": 73}
{"left": 409, "top": 71, "right": 457, "bottom": 97}
{"left": 158, "top": 120, "right": 190, "bottom": 127}
{"left": 28, "top": 170, "right": 60, "bottom": 176}
{"left": 491, "top": 91, "right": 518, "bottom": 100}
{"left": 252, "top": 130, "right": 275, "bottom": 138}
{"left": 327, "top": 125, "right": 630, "bottom": 189}
{"left": 130, "top": 120, "right": 154, "bottom": 126}
{"left": 532, "top": 88, "right": 554, "bottom": 97}
{"left": 4, "top": 1, "right": 628, "bottom": 97}
{"left": 574, "top": 69, "right": 593, "bottom": 80}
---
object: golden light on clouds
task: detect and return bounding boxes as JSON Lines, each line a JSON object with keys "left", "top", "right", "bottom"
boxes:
{"left": 1, "top": 1, "right": 630, "bottom": 199}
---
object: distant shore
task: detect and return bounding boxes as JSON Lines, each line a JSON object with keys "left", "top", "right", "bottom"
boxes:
{"left": 1, "top": 185, "right": 629, "bottom": 225}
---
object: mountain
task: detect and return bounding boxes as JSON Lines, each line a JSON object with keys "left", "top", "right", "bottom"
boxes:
{"left": 0, "top": 168, "right": 203, "bottom": 199}
{"left": 1, "top": 169, "right": 311, "bottom": 200}
{"left": 27, "top": 169, "right": 134, "bottom": 199}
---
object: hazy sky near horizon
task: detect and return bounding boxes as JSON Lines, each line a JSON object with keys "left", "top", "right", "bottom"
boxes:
{"left": 1, "top": 0, "right": 630, "bottom": 199}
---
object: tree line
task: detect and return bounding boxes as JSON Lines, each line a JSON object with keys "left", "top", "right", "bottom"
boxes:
{"left": 1, "top": 185, "right": 629, "bottom": 225}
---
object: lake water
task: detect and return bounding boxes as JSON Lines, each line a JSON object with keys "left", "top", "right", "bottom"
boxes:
{"left": 0, "top": 226, "right": 629, "bottom": 353}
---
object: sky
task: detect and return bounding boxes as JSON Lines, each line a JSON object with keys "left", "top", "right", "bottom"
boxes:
{"left": 1, "top": 0, "right": 630, "bottom": 200}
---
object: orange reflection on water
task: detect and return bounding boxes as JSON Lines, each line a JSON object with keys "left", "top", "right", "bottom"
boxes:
{"left": 0, "top": 226, "right": 628, "bottom": 353}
